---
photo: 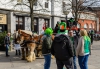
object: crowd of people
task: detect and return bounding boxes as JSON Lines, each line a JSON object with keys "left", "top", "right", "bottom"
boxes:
{"left": 3, "top": 21, "right": 94, "bottom": 69}
{"left": 41, "top": 22, "right": 93, "bottom": 69}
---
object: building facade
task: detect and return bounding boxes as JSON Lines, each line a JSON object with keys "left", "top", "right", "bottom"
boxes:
{"left": 88, "top": 7, "right": 100, "bottom": 32}
{"left": 0, "top": 0, "right": 72, "bottom": 34}
{"left": 0, "top": 0, "right": 52, "bottom": 34}
{"left": 0, "top": 0, "right": 98, "bottom": 34}
{"left": 77, "top": 12, "right": 97, "bottom": 31}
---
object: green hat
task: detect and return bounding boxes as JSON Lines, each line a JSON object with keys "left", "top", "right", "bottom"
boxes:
{"left": 45, "top": 28, "right": 53, "bottom": 35}
{"left": 59, "top": 22, "right": 66, "bottom": 30}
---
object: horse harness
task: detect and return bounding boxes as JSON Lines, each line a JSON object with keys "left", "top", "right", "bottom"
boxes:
{"left": 17, "top": 33, "right": 42, "bottom": 48}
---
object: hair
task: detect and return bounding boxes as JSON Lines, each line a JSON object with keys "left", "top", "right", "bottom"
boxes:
{"left": 80, "top": 29, "right": 88, "bottom": 36}
{"left": 7, "top": 32, "right": 10, "bottom": 35}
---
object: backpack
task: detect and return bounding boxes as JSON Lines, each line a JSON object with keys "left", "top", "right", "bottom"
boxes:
{"left": 42, "top": 36, "right": 52, "bottom": 54}
{"left": 51, "top": 34, "right": 74, "bottom": 61}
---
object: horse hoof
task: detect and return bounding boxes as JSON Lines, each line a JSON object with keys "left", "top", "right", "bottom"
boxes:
{"left": 38, "top": 55, "right": 42, "bottom": 57}
{"left": 27, "top": 59, "right": 32, "bottom": 62}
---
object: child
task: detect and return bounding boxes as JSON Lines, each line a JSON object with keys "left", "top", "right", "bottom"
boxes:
{"left": 14, "top": 43, "right": 21, "bottom": 55}
{"left": 13, "top": 30, "right": 21, "bottom": 55}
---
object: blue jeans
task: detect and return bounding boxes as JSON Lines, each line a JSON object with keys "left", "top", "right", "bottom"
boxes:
{"left": 5, "top": 44, "right": 9, "bottom": 56}
{"left": 78, "top": 54, "right": 89, "bottom": 69}
{"left": 73, "top": 56, "right": 77, "bottom": 69}
{"left": 44, "top": 54, "right": 51, "bottom": 69}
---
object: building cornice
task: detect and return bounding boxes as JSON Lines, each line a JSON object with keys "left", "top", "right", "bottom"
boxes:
{"left": 51, "top": 15, "right": 66, "bottom": 18}
{"left": 78, "top": 11, "right": 96, "bottom": 16}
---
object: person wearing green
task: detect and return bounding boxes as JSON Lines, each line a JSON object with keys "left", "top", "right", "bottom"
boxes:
{"left": 69, "top": 30, "right": 78, "bottom": 69}
{"left": 76, "top": 29, "right": 91, "bottom": 69}
{"left": 42, "top": 28, "right": 53, "bottom": 69}
{"left": 57, "top": 22, "right": 68, "bottom": 35}
{"left": 52, "top": 22, "right": 74, "bottom": 69}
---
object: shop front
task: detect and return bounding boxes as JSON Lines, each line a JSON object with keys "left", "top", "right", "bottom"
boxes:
{"left": 0, "top": 14, "right": 7, "bottom": 32}
{"left": 0, "top": 13, "right": 8, "bottom": 51}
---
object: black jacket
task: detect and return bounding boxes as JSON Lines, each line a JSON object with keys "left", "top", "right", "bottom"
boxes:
{"left": 51, "top": 34, "right": 74, "bottom": 61}
{"left": 42, "top": 36, "right": 52, "bottom": 55}
{"left": 70, "top": 36, "right": 78, "bottom": 56}
{"left": 4, "top": 35, "right": 10, "bottom": 44}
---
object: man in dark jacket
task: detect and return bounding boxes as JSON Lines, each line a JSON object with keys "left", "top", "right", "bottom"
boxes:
{"left": 42, "top": 28, "right": 53, "bottom": 69}
{"left": 51, "top": 22, "right": 74, "bottom": 69}
{"left": 69, "top": 30, "right": 78, "bottom": 69}
{"left": 4, "top": 33, "right": 11, "bottom": 57}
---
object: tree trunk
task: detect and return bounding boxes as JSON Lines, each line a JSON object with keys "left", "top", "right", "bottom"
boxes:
{"left": 30, "top": 1, "right": 34, "bottom": 31}
{"left": 75, "top": 0, "right": 78, "bottom": 23}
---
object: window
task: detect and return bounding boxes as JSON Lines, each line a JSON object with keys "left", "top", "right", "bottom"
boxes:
{"left": 77, "top": 23, "right": 81, "bottom": 28}
{"left": 89, "top": 24, "right": 92, "bottom": 28}
{"left": 84, "top": 23, "right": 88, "bottom": 28}
{"left": 44, "top": 19, "right": 49, "bottom": 28}
{"left": 16, "top": 16, "right": 24, "bottom": 31}
{"left": 45, "top": 2, "right": 49, "bottom": 8}
{"left": 34, "top": 18, "right": 38, "bottom": 33}
{"left": 93, "top": 24, "right": 94, "bottom": 29}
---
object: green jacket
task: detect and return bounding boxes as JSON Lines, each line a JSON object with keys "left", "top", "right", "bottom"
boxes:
{"left": 42, "top": 36, "right": 52, "bottom": 55}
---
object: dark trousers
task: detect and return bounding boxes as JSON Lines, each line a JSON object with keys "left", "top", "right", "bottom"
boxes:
{"left": 15, "top": 50, "right": 21, "bottom": 55}
{"left": 91, "top": 39, "right": 93, "bottom": 45}
{"left": 56, "top": 58, "right": 73, "bottom": 69}
{"left": 5, "top": 44, "right": 9, "bottom": 56}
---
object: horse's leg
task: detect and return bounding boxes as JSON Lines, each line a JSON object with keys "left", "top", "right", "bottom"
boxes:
{"left": 21, "top": 48, "right": 25, "bottom": 60}
{"left": 26, "top": 43, "right": 35, "bottom": 62}
{"left": 38, "top": 45, "right": 42, "bottom": 57}
{"left": 32, "top": 47, "right": 36, "bottom": 61}
{"left": 38, "top": 49, "right": 42, "bottom": 57}
{"left": 25, "top": 47, "right": 28, "bottom": 59}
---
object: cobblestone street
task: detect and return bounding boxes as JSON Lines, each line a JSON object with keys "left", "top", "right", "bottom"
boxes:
{"left": 0, "top": 41, "right": 100, "bottom": 69}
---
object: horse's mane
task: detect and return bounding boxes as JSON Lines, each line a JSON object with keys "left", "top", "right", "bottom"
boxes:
{"left": 21, "top": 30, "right": 33, "bottom": 36}
{"left": 18, "top": 29, "right": 39, "bottom": 37}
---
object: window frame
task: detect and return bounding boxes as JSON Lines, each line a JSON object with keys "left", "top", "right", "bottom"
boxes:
{"left": 45, "top": 2, "right": 49, "bottom": 8}
{"left": 16, "top": 16, "right": 24, "bottom": 31}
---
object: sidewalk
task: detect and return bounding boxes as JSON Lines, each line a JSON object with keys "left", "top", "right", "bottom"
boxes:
{"left": 0, "top": 41, "right": 100, "bottom": 69}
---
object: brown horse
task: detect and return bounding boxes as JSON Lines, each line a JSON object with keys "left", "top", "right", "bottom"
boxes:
{"left": 16, "top": 29, "right": 43, "bottom": 62}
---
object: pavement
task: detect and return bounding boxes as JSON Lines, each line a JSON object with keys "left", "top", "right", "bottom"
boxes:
{"left": 0, "top": 41, "right": 100, "bottom": 69}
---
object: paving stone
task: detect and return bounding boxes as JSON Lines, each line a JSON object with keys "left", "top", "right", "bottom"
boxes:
{"left": 0, "top": 41, "right": 100, "bottom": 69}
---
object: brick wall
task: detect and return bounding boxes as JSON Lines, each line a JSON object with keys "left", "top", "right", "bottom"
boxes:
{"left": 78, "top": 19, "right": 96, "bottom": 31}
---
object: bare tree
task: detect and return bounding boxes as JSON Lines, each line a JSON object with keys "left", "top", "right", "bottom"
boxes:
{"left": 63, "top": 0, "right": 100, "bottom": 22}
{"left": 0, "top": 0, "right": 49, "bottom": 31}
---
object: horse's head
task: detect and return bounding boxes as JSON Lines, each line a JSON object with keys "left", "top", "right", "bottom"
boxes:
{"left": 15, "top": 34, "right": 24, "bottom": 44}
{"left": 16, "top": 29, "right": 32, "bottom": 44}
